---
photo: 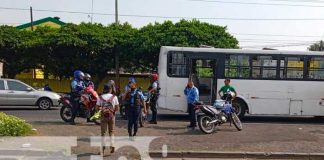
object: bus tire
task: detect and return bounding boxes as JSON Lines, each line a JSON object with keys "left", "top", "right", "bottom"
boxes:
{"left": 232, "top": 99, "right": 246, "bottom": 119}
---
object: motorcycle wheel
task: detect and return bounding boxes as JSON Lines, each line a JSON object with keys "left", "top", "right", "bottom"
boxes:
{"left": 120, "top": 105, "right": 127, "bottom": 120}
{"left": 198, "top": 115, "right": 216, "bottom": 134}
{"left": 231, "top": 113, "right": 243, "bottom": 131}
{"left": 60, "top": 105, "right": 73, "bottom": 122}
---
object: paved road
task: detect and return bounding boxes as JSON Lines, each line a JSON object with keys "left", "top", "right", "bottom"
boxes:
{"left": 2, "top": 106, "right": 324, "bottom": 160}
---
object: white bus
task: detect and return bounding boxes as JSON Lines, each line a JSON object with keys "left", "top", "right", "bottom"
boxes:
{"left": 157, "top": 46, "right": 324, "bottom": 118}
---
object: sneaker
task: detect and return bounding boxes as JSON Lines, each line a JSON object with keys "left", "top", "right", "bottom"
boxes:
{"left": 110, "top": 146, "right": 115, "bottom": 153}
{"left": 129, "top": 136, "right": 135, "bottom": 141}
{"left": 149, "top": 120, "right": 157, "bottom": 124}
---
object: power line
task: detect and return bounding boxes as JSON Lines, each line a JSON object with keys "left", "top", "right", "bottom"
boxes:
{"left": 232, "top": 33, "right": 321, "bottom": 38}
{"left": 188, "top": 0, "right": 324, "bottom": 7}
{"left": 239, "top": 40, "right": 318, "bottom": 43}
{"left": 241, "top": 42, "right": 316, "bottom": 48}
{"left": 1, "top": 7, "right": 324, "bottom": 21}
{"left": 264, "top": 0, "right": 324, "bottom": 3}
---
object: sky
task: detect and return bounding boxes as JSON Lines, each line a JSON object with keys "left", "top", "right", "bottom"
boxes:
{"left": 1, "top": 0, "right": 324, "bottom": 51}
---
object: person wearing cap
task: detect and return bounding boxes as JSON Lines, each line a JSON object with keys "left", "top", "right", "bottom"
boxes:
{"left": 147, "top": 73, "right": 159, "bottom": 124}
{"left": 97, "top": 83, "right": 119, "bottom": 156}
{"left": 123, "top": 81, "right": 146, "bottom": 139}
{"left": 218, "top": 78, "right": 237, "bottom": 100}
{"left": 125, "top": 77, "right": 136, "bottom": 93}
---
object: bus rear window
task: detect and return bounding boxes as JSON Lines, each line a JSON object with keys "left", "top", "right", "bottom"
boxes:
{"left": 167, "top": 52, "right": 187, "bottom": 77}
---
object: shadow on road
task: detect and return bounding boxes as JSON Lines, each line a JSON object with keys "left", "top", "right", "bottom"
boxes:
{"left": 0, "top": 107, "right": 59, "bottom": 111}
{"left": 157, "top": 114, "right": 324, "bottom": 125}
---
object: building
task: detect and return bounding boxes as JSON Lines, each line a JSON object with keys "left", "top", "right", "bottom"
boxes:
{"left": 15, "top": 17, "right": 65, "bottom": 79}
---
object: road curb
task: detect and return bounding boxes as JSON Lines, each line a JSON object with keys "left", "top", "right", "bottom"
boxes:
{"left": 149, "top": 151, "right": 324, "bottom": 159}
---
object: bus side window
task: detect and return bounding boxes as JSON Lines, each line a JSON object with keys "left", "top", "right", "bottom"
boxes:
{"left": 280, "top": 56, "right": 304, "bottom": 79}
{"left": 308, "top": 57, "right": 324, "bottom": 80}
{"left": 252, "top": 55, "right": 277, "bottom": 79}
{"left": 225, "top": 54, "right": 250, "bottom": 78}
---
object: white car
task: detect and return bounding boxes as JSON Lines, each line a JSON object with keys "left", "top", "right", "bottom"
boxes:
{"left": 0, "top": 79, "right": 60, "bottom": 110}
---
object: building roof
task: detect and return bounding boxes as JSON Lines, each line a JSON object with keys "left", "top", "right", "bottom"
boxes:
{"left": 16, "top": 17, "right": 65, "bottom": 30}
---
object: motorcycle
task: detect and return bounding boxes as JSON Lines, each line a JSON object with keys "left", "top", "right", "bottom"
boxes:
{"left": 196, "top": 91, "right": 243, "bottom": 134}
{"left": 59, "top": 86, "right": 100, "bottom": 125}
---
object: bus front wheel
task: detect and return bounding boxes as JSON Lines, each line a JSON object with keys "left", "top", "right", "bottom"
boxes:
{"left": 232, "top": 99, "right": 246, "bottom": 119}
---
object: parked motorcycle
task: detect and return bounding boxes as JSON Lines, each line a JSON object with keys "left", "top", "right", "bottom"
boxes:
{"left": 196, "top": 91, "right": 243, "bottom": 134}
{"left": 59, "top": 86, "right": 100, "bottom": 125}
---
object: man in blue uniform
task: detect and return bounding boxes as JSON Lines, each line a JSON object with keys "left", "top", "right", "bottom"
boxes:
{"left": 184, "top": 80, "right": 199, "bottom": 129}
{"left": 70, "top": 70, "right": 86, "bottom": 125}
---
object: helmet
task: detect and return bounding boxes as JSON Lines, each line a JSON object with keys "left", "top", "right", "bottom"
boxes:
{"left": 128, "top": 77, "right": 135, "bottom": 83}
{"left": 84, "top": 73, "right": 91, "bottom": 81}
{"left": 74, "top": 70, "right": 85, "bottom": 80}
{"left": 151, "top": 73, "right": 158, "bottom": 81}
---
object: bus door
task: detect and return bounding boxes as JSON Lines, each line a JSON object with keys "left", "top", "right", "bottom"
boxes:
{"left": 189, "top": 58, "right": 217, "bottom": 105}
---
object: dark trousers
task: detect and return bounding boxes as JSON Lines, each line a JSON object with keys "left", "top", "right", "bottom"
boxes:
{"left": 188, "top": 103, "right": 197, "bottom": 127}
{"left": 71, "top": 96, "right": 80, "bottom": 122}
{"left": 150, "top": 100, "right": 157, "bottom": 122}
{"left": 126, "top": 106, "right": 141, "bottom": 136}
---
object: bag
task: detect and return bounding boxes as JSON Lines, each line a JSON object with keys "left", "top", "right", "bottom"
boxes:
{"left": 125, "top": 90, "right": 142, "bottom": 107}
{"left": 100, "top": 95, "right": 115, "bottom": 120}
{"left": 90, "top": 110, "right": 101, "bottom": 121}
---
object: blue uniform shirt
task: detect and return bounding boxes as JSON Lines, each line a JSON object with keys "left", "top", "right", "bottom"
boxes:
{"left": 130, "top": 89, "right": 145, "bottom": 106}
{"left": 71, "top": 79, "right": 85, "bottom": 94}
{"left": 184, "top": 86, "right": 199, "bottom": 104}
{"left": 151, "top": 81, "right": 158, "bottom": 88}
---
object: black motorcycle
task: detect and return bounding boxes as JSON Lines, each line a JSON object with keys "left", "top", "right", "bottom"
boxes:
{"left": 196, "top": 91, "right": 243, "bottom": 134}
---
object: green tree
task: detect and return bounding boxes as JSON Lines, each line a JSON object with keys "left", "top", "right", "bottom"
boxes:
{"left": 134, "top": 19, "right": 239, "bottom": 71}
{"left": 309, "top": 40, "right": 324, "bottom": 51}
{"left": 0, "top": 26, "right": 39, "bottom": 78}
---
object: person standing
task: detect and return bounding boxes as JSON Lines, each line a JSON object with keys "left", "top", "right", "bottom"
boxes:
{"left": 184, "top": 81, "right": 199, "bottom": 129}
{"left": 123, "top": 81, "right": 146, "bottom": 139}
{"left": 218, "top": 78, "right": 237, "bottom": 100}
{"left": 148, "top": 73, "right": 159, "bottom": 124}
{"left": 97, "top": 83, "right": 119, "bottom": 156}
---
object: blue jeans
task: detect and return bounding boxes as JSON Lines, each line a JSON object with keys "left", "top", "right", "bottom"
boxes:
{"left": 126, "top": 106, "right": 141, "bottom": 136}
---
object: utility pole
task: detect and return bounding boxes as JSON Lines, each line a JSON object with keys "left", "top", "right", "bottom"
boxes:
{"left": 91, "top": 0, "right": 94, "bottom": 23}
{"left": 115, "top": 0, "right": 120, "bottom": 90}
{"left": 115, "top": 0, "right": 118, "bottom": 23}
{"left": 30, "top": 6, "right": 34, "bottom": 31}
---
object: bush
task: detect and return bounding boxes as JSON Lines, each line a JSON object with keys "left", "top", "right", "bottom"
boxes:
{"left": 0, "top": 112, "right": 33, "bottom": 136}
